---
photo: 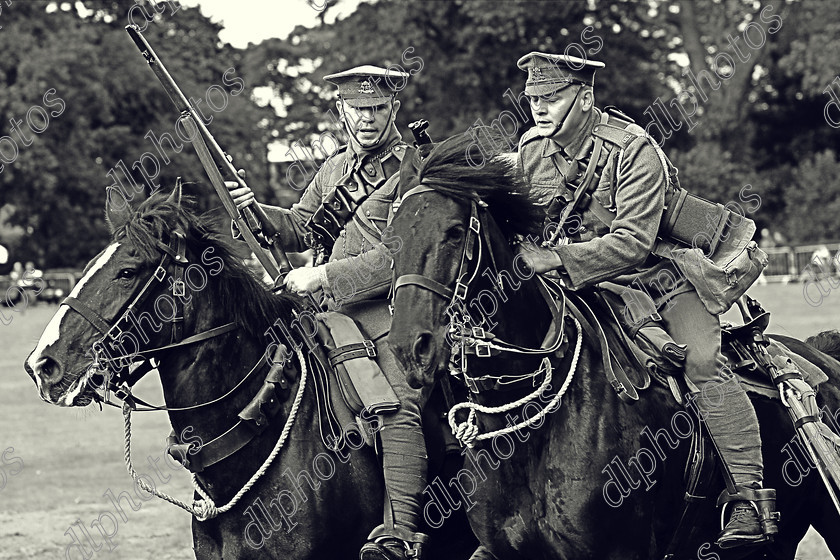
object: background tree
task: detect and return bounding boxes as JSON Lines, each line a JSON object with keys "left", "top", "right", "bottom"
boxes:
{"left": 0, "top": 0, "right": 837, "bottom": 271}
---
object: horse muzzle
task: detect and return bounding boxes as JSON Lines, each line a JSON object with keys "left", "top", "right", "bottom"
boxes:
{"left": 25, "top": 353, "right": 94, "bottom": 406}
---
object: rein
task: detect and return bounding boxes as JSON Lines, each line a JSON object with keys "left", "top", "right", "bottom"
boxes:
{"left": 391, "top": 182, "right": 578, "bottom": 445}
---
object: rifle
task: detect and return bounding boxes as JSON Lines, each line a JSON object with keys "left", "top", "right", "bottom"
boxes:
{"left": 125, "top": 25, "right": 292, "bottom": 286}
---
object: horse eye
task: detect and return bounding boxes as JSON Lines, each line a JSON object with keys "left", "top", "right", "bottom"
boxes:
{"left": 117, "top": 268, "right": 137, "bottom": 280}
{"left": 444, "top": 224, "right": 465, "bottom": 241}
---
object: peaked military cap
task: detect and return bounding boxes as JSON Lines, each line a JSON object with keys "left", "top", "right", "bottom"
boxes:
{"left": 517, "top": 52, "right": 605, "bottom": 96}
{"left": 324, "top": 65, "right": 409, "bottom": 107}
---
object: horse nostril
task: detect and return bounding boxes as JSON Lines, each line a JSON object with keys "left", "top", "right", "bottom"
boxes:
{"left": 412, "top": 331, "right": 435, "bottom": 368}
{"left": 35, "top": 357, "right": 64, "bottom": 384}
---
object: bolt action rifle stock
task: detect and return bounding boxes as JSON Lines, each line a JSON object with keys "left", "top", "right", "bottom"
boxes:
{"left": 125, "top": 24, "right": 293, "bottom": 287}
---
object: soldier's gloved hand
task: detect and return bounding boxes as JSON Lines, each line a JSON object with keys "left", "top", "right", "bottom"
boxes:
{"left": 516, "top": 240, "right": 563, "bottom": 274}
{"left": 284, "top": 267, "right": 323, "bottom": 294}
{"left": 224, "top": 169, "right": 254, "bottom": 209}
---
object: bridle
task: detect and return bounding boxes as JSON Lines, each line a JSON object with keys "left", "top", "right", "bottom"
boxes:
{"left": 391, "top": 183, "right": 567, "bottom": 380}
{"left": 60, "top": 228, "right": 244, "bottom": 411}
{"left": 392, "top": 184, "right": 494, "bottom": 335}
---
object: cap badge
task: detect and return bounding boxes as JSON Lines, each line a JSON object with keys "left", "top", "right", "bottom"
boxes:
{"left": 358, "top": 80, "right": 376, "bottom": 95}
{"left": 531, "top": 67, "right": 545, "bottom": 81}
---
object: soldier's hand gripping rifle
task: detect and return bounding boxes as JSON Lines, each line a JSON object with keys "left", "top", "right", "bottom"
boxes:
{"left": 125, "top": 25, "right": 292, "bottom": 287}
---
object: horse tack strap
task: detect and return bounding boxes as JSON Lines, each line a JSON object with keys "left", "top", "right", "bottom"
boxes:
{"left": 62, "top": 297, "right": 112, "bottom": 334}
{"left": 564, "top": 292, "right": 639, "bottom": 401}
{"left": 327, "top": 341, "right": 377, "bottom": 364}
{"left": 394, "top": 274, "right": 454, "bottom": 300}
{"left": 172, "top": 346, "right": 299, "bottom": 473}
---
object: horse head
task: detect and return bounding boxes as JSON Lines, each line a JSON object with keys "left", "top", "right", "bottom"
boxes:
{"left": 25, "top": 182, "right": 296, "bottom": 408}
{"left": 388, "top": 134, "right": 547, "bottom": 390}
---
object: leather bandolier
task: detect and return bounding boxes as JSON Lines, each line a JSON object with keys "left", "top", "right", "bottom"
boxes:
{"left": 304, "top": 142, "right": 405, "bottom": 262}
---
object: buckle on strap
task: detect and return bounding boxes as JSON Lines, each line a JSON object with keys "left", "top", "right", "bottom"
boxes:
{"left": 363, "top": 339, "right": 377, "bottom": 358}
{"left": 153, "top": 266, "right": 167, "bottom": 282}
{"left": 475, "top": 343, "right": 492, "bottom": 358}
{"left": 454, "top": 281, "right": 468, "bottom": 301}
{"left": 172, "top": 279, "right": 186, "bottom": 297}
{"left": 469, "top": 215, "right": 480, "bottom": 234}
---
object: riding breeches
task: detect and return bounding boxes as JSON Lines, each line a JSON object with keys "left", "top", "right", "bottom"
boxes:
{"left": 374, "top": 336, "right": 429, "bottom": 532}
{"left": 659, "top": 289, "right": 763, "bottom": 486}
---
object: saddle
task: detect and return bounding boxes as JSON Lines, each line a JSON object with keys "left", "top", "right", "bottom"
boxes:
{"left": 561, "top": 282, "right": 828, "bottom": 404}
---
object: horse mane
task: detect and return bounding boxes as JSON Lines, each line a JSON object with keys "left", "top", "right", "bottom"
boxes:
{"left": 807, "top": 330, "right": 840, "bottom": 362}
{"left": 417, "top": 132, "right": 544, "bottom": 240}
{"left": 114, "top": 190, "right": 299, "bottom": 338}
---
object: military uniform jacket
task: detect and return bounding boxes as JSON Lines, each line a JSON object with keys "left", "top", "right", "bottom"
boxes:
{"left": 518, "top": 108, "right": 690, "bottom": 302}
{"left": 261, "top": 130, "right": 406, "bottom": 305}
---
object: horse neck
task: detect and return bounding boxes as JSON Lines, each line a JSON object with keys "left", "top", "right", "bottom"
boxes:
{"left": 469, "top": 227, "right": 553, "bottom": 372}
{"left": 153, "top": 270, "right": 300, "bottom": 491}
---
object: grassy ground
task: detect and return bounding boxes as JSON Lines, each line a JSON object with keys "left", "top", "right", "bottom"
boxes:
{"left": 0, "top": 282, "right": 836, "bottom": 559}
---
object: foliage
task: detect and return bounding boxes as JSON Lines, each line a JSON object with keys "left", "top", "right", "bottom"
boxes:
{"left": 783, "top": 149, "right": 840, "bottom": 242}
{"left": 0, "top": 0, "right": 275, "bottom": 267}
{"left": 1, "top": 0, "right": 838, "bottom": 269}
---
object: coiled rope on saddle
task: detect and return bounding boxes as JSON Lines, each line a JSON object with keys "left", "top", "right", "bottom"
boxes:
{"left": 121, "top": 346, "right": 309, "bottom": 521}
{"left": 448, "top": 316, "right": 582, "bottom": 448}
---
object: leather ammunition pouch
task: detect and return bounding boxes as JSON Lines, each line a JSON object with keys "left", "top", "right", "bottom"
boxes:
{"left": 315, "top": 311, "right": 400, "bottom": 418}
{"left": 305, "top": 183, "right": 368, "bottom": 252}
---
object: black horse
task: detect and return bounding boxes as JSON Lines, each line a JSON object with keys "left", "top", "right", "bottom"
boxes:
{"left": 24, "top": 185, "right": 473, "bottom": 559}
{"left": 387, "top": 134, "right": 840, "bottom": 559}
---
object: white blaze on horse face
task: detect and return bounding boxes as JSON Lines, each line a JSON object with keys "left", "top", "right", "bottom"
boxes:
{"left": 27, "top": 243, "right": 121, "bottom": 385}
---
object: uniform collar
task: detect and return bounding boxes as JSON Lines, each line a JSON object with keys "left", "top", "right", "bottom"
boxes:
{"left": 542, "top": 108, "right": 599, "bottom": 161}
{"left": 346, "top": 125, "right": 402, "bottom": 163}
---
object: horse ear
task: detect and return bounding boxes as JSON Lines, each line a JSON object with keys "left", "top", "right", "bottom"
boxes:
{"left": 167, "top": 177, "right": 183, "bottom": 208}
{"left": 105, "top": 186, "right": 134, "bottom": 234}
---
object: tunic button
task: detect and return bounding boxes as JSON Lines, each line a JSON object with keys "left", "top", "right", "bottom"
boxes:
{"left": 365, "top": 210, "right": 371, "bottom": 216}
{"left": 365, "top": 164, "right": 375, "bottom": 174}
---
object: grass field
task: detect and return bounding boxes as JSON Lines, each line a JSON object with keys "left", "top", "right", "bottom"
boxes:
{"left": 0, "top": 282, "right": 836, "bottom": 559}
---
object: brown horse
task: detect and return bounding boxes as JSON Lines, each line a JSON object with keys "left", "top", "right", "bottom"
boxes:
{"left": 24, "top": 186, "right": 474, "bottom": 559}
{"left": 387, "top": 135, "right": 840, "bottom": 560}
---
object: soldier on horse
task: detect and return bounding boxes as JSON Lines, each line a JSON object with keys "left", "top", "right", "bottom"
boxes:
{"left": 514, "top": 51, "right": 775, "bottom": 550}
{"left": 227, "top": 66, "right": 429, "bottom": 560}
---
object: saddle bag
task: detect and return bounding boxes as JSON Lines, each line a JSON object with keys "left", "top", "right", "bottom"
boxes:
{"left": 315, "top": 311, "right": 400, "bottom": 417}
{"left": 655, "top": 199, "right": 767, "bottom": 316}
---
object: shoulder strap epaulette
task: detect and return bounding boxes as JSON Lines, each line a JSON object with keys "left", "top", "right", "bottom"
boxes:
{"left": 391, "top": 142, "right": 408, "bottom": 162}
{"left": 591, "top": 117, "right": 644, "bottom": 150}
